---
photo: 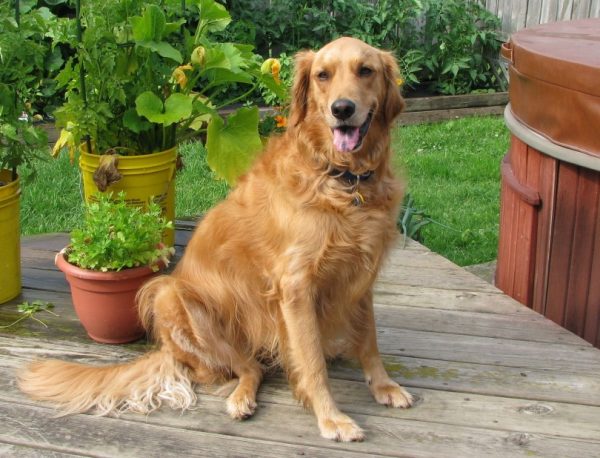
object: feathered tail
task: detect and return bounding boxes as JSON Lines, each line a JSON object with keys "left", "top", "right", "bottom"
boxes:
{"left": 18, "top": 348, "right": 196, "bottom": 416}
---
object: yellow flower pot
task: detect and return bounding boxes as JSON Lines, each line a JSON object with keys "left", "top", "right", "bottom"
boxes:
{"left": 0, "top": 170, "right": 21, "bottom": 304}
{"left": 79, "top": 148, "right": 177, "bottom": 247}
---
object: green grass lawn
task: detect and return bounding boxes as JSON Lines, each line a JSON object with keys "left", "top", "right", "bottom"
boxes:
{"left": 20, "top": 115, "right": 509, "bottom": 266}
{"left": 20, "top": 141, "right": 229, "bottom": 235}
{"left": 395, "top": 116, "right": 509, "bottom": 266}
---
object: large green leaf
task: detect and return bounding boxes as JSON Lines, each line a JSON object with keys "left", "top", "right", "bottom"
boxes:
{"left": 164, "top": 19, "right": 186, "bottom": 37}
{"left": 131, "top": 5, "right": 182, "bottom": 62}
{"left": 123, "top": 108, "right": 152, "bottom": 133}
{"left": 135, "top": 92, "right": 192, "bottom": 126}
{"left": 195, "top": 0, "right": 231, "bottom": 36}
{"left": 206, "top": 106, "right": 262, "bottom": 185}
{"left": 202, "top": 47, "right": 230, "bottom": 71}
{"left": 136, "top": 41, "right": 183, "bottom": 63}
{"left": 132, "top": 5, "right": 166, "bottom": 42}
{"left": 0, "top": 123, "right": 19, "bottom": 141}
{"left": 259, "top": 73, "right": 289, "bottom": 101}
{"left": 188, "top": 95, "right": 217, "bottom": 130}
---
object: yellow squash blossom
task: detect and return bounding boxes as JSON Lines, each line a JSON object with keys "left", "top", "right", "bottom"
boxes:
{"left": 172, "top": 64, "right": 193, "bottom": 89}
{"left": 261, "top": 58, "right": 281, "bottom": 85}
{"left": 191, "top": 46, "right": 206, "bottom": 67}
{"left": 51, "top": 122, "right": 76, "bottom": 163}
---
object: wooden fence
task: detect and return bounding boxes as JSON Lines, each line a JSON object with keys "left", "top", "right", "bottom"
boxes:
{"left": 485, "top": 0, "right": 600, "bottom": 37}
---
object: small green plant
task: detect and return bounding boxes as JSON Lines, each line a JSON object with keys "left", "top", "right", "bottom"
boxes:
{"left": 0, "top": 301, "right": 58, "bottom": 329}
{"left": 398, "top": 194, "right": 456, "bottom": 247}
{"left": 67, "top": 192, "right": 174, "bottom": 272}
{"left": 259, "top": 52, "right": 293, "bottom": 107}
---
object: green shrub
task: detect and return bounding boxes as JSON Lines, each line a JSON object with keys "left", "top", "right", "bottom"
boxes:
{"left": 224, "top": 0, "right": 424, "bottom": 87}
{"left": 420, "top": 0, "right": 503, "bottom": 94}
{"left": 0, "top": 1, "right": 54, "bottom": 178}
{"left": 224, "top": 0, "right": 504, "bottom": 96}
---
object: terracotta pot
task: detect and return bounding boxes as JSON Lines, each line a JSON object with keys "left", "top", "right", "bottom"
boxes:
{"left": 55, "top": 249, "right": 160, "bottom": 344}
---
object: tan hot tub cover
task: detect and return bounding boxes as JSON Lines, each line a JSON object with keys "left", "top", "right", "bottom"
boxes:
{"left": 502, "top": 18, "right": 600, "bottom": 157}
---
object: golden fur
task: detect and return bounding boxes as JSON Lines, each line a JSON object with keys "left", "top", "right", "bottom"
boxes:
{"left": 19, "top": 37, "right": 413, "bottom": 442}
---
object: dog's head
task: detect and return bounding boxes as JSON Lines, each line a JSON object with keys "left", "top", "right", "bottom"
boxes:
{"left": 288, "top": 37, "right": 404, "bottom": 168}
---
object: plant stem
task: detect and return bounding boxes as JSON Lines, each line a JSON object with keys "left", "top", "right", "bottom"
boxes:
{"left": 0, "top": 314, "right": 27, "bottom": 329}
{"left": 14, "top": 0, "right": 19, "bottom": 26}
{"left": 216, "top": 84, "right": 259, "bottom": 110}
{"left": 75, "top": 0, "right": 93, "bottom": 155}
{"left": 177, "top": 128, "right": 207, "bottom": 144}
{"left": 12, "top": 0, "right": 20, "bottom": 181}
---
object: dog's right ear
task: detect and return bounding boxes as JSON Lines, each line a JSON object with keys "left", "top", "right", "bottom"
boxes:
{"left": 380, "top": 51, "right": 405, "bottom": 124}
{"left": 288, "top": 50, "right": 315, "bottom": 127}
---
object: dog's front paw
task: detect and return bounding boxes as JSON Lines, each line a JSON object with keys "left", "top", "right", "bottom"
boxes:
{"left": 226, "top": 392, "right": 257, "bottom": 420}
{"left": 318, "top": 414, "right": 365, "bottom": 442}
{"left": 370, "top": 380, "right": 413, "bottom": 408}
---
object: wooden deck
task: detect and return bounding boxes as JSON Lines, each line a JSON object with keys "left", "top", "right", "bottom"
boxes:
{"left": 2, "top": 227, "right": 600, "bottom": 457}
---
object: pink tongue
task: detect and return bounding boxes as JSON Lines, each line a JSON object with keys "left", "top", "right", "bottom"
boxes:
{"left": 333, "top": 127, "right": 360, "bottom": 152}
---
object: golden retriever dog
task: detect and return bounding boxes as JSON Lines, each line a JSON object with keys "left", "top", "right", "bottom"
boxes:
{"left": 19, "top": 37, "right": 413, "bottom": 442}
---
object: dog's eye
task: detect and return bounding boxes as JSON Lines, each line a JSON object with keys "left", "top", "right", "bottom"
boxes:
{"left": 317, "top": 71, "right": 329, "bottom": 81}
{"left": 359, "top": 66, "right": 373, "bottom": 77}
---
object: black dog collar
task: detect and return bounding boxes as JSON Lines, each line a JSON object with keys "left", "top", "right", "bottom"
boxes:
{"left": 328, "top": 168, "right": 374, "bottom": 186}
{"left": 328, "top": 168, "right": 374, "bottom": 206}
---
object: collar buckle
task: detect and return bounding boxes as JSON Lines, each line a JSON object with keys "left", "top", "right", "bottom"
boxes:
{"left": 328, "top": 168, "right": 374, "bottom": 206}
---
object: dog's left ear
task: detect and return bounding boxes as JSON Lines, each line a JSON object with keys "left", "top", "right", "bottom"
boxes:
{"left": 289, "top": 50, "right": 315, "bottom": 127}
{"left": 380, "top": 52, "right": 405, "bottom": 123}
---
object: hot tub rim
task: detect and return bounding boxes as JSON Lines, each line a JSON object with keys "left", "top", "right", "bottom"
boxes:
{"left": 504, "top": 104, "right": 600, "bottom": 172}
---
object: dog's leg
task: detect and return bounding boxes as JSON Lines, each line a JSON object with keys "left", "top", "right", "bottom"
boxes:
{"left": 355, "top": 292, "right": 413, "bottom": 408}
{"left": 280, "top": 275, "right": 364, "bottom": 442}
{"left": 154, "top": 288, "right": 263, "bottom": 420}
{"left": 226, "top": 357, "right": 263, "bottom": 420}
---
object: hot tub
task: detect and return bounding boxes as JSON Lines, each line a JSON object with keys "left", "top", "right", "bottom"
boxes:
{"left": 496, "top": 18, "right": 600, "bottom": 348}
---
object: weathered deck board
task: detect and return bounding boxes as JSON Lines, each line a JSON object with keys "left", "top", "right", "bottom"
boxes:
{"left": 3, "top": 333, "right": 600, "bottom": 406}
{"left": 2, "top": 393, "right": 600, "bottom": 458}
{"left": 1, "top": 231, "right": 600, "bottom": 457}
{"left": 2, "top": 359, "right": 600, "bottom": 458}
{"left": 2, "top": 353, "right": 600, "bottom": 443}
{"left": 374, "top": 304, "right": 585, "bottom": 345}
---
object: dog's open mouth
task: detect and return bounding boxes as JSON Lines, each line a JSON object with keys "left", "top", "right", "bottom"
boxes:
{"left": 332, "top": 112, "right": 373, "bottom": 153}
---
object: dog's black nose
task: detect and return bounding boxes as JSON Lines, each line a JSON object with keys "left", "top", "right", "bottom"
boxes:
{"left": 331, "top": 99, "right": 356, "bottom": 120}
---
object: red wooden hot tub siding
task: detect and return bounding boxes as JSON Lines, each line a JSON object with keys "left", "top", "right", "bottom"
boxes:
{"left": 496, "top": 135, "right": 600, "bottom": 348}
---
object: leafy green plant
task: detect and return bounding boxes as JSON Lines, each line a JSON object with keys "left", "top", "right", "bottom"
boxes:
{"left": 0, "top": 1, "right": 53, "bottom": 180}
{"left": 225, "top": 0, "right": 503, "bottom": 96}
{"left": 0, "top": 301, "right": 57, "bottom": 329}
{"left": 259, "top": 52, "right": 293, "bottom": 107}
{"left": 398, "top": 193, "right": 457, "bottom": 247}
{"left": 51, "top": 0, "right": 285, "bottom": 184}
{"left": 420, "top": 0, "right": 503, "bottom": 95}
{"left": 225, "top": 0, "right": 421, "bottom": 64}
{"left": 67, "top": 191, "right": 174, "bottom": 271}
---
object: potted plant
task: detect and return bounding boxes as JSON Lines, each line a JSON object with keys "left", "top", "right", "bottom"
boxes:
{"left": 50, "top": 0, "right": 284, "bottom": 245}
{"left": 56, "top": 191, "right": 174, "bottom": 344}
{"left": 0, "top": 2, "right": 52, "bottom": 303}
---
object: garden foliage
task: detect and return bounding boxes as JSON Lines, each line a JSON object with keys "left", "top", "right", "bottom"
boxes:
{"left": 223, "top": 0, "right": 504, "bottom": 95}
{"left": 4, "top": 0, "right": 503, "bottom": 186}
{"left": 0, "top": 1, "right": 52, "bottom": 178}
{"left": 48, "top": 0, "right": 284, "bottom": 184}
